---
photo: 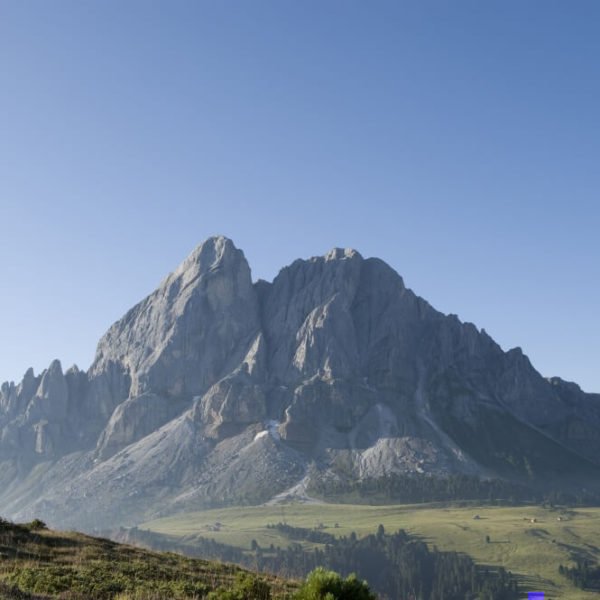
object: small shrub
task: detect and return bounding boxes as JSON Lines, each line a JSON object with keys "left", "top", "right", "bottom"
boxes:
{"left": 26, "top": 519, "right": 48, "bottom": 531}
{"left": 294, "top": 568, "right": 375, "bottom": 600}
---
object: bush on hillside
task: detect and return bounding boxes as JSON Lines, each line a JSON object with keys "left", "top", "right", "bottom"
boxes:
{"left": 25, "top": 519, "right": 48, "bottom": 531}
{"left": 208, "top": 573, "right": 271, "bottom": 600}
{"left": 293, "top": 568, "right": 375, "bottom": 600}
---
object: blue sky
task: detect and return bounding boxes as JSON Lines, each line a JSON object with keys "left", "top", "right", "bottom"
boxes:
{"left": 1, "top": 1, "right": 599, "bottom": 391}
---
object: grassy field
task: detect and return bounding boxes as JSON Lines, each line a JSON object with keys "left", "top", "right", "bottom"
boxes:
{"left": 142, "top": 502, "right": 600, "bottom": 599}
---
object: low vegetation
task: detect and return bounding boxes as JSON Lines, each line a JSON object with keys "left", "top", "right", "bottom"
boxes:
{"left": 0, "top": 517, "right": 294, "bottom": 599}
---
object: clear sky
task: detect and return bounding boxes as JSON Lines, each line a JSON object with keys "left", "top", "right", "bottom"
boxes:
{"left": 1, "top": 1, "right": 599, "bottom": 392}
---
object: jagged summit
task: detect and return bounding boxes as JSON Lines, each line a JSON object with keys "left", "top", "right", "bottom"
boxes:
{"left": 323, "top": 247, "right": 362, "bottom": 261}
{"left": 90, "top": 235, "right": 259, "bottom": 401}
{"left": 1, "top": 237, "right": 599, "bottom": 530}
{"left": 173, "top": 235, "right": 242, "bottom": 278}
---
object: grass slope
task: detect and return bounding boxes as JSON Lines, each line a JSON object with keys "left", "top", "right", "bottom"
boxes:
{"left": 0, "top": 518, "right": 294, "bottom": 599}
{"left": 142, "top": 503, "right": 600, "bottom": 599}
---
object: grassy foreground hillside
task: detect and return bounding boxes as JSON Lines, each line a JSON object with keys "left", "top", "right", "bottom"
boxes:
{"left": 0, "top": 517, "right": 295, "bottom": 599}
{"left": 141, "top": 503, "right": 600, "bottom": 600}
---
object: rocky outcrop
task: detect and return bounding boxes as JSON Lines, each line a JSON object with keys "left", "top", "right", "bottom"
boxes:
{"left": 96, "top": 392, "right": 184, "bottom": 460}
{"left": 0, "top": 360, "right": 85, "bottom": 461}
{"left": 262, "top": 248, "right": 364, "bottom": 381}
{"left": 196, "top": 368, "right": 267, "bottom": 439}
{"left": 1, "top": 235, "right": 598, "bottom": 530}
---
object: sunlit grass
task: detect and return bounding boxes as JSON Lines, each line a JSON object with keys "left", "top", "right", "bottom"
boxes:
{"left": 0, "top": 519, "right": 295, "bottom": 599}
{"left": 143, "top": 503, "right": 600, "bottom": 600}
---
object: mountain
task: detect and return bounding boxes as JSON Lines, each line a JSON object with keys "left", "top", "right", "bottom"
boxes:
{"left": 1, "top": 236, "right": 599, "bottom": 530}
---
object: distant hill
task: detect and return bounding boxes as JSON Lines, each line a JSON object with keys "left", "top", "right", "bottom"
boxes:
{"left": 1, "top": 236, "right": 599, "bottom": 529}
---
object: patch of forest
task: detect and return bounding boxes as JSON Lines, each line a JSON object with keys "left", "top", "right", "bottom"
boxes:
{"left": 559, "top": 561, "right": 600, "bottom": 591}
{"left": 129, "top": 523, "right": 519, "bottom": 599}
{"left": 307, "top": 473, "right": 600, "bottom": 506}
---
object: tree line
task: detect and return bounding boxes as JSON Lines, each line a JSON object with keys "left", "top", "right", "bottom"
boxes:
{"left": 307, "top": 473, "right": 600, "bottom": 506}
{"left": 126, "top": 524, "right": 519, "bottom": 599}
{"left": 559, "top": 561, "right": 600, "bottom": 591}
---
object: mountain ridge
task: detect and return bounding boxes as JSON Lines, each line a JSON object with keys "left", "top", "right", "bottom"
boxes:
{"left": 1, "top": 236, "right": 598, "bottom": 530}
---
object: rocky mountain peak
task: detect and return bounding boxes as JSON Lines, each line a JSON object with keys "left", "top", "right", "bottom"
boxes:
{"left": 38, "top": 359, "right": 64, "bottom": 391}
{"left": 25, "top": 359, "right": 68, "bottom": 422}
{"left": 1, "top": 237, "right": 599, "bottom": 530}
{"left": 171, "top": 235, "right": 242, "bottom": 282}
{"left": 89, "top": 235, "right": 260, "bottom": 401}
{"left": 23, "top": 366, "right": 36, "bottom": 381}
{"left": 323, "top": 247, "right": 362, "bottom": 262}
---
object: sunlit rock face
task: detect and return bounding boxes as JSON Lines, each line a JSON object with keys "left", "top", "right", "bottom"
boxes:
{"left": 90, "top": 236, "right": 261, "bottom": 400}
{"left": 1, "top": 236, "right": 599, "bottom": 530}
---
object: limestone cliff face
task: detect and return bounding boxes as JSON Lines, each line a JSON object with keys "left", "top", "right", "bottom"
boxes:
{"left": 0, "top": 236, "right": 598, "bottom": 530}
{"left": 95, "top": 392, "right": 182, "bottom": 460}
{"left": 0, "top": 361, "right": 87, "bottom": 461}
{"left": 90, "top": 236, "right": 261, "bottom": 399}
{"left": 262, "top": 248, "right": 364, "bottom": 381}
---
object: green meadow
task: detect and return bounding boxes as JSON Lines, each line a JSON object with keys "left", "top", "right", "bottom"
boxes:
{"left": 142, "top": 503, "right": 600, "bottom": 599}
